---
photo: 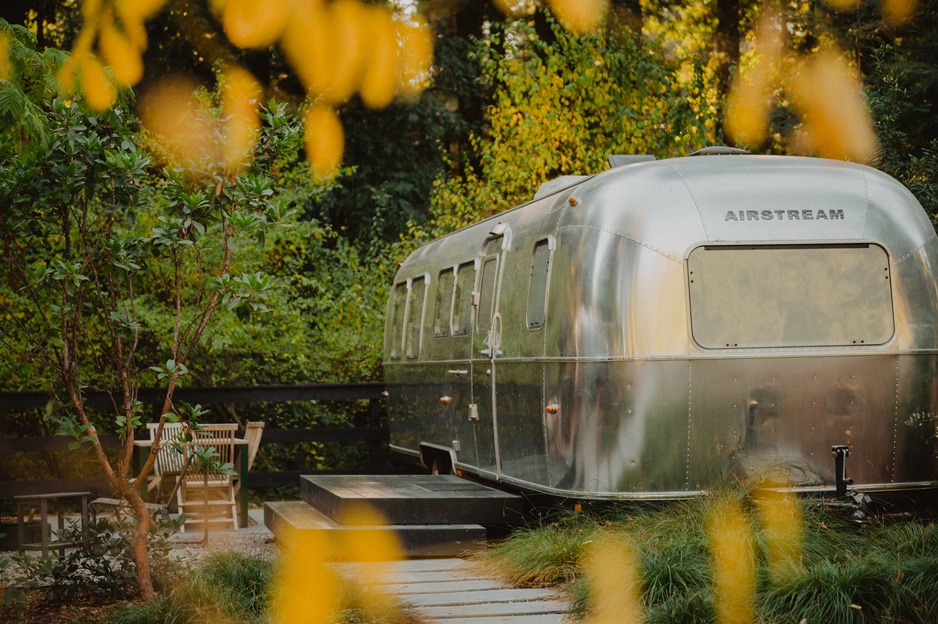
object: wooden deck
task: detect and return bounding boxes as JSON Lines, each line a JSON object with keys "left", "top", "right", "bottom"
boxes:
{"left": 336, "top": 558, "right": 571, "bottom": 623}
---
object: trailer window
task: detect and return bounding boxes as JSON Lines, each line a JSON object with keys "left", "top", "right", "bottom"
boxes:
{"left": 405, "top": 277, "right": 427, "bottom": 358}
{"left": 389, "top": 282, "right": 407, "bottom": 359}
{"left": 433, "top": 268, "right": 455, "bottom": 338}
{"left": 477, "top": 257, "right": 498, "bottom": 333}
{"left": 452, "top": 261, "right": 475, "bottom": 336}
{"left": 688, "top": 244, "right": 894, "bottom": 349}
{"left": 527, "top": 239, "right": 552, "bottom": 329}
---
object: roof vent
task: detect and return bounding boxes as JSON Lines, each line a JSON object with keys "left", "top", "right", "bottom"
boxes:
{"left": 689, "top": 146, "right": 751, "bottom": 156}
{"left": 534, "top": 175, "right": 589, "bottom": 201}
{"left": 607, "top": 154, "right": 656, "bottom": 168}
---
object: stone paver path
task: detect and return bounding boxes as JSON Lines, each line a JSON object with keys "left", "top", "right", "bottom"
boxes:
{"left": 337, "top": 558, "right": 571, "bottom": 623}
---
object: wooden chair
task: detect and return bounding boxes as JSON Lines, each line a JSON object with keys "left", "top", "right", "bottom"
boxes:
{"left": 145, "top": 422, "right": 189, "bottom": 504}
{"left": 177, "top": 423, "right": 239, "bottom": 532}
{"left": 234, "top": 421, "right": 265, "bottom": 498}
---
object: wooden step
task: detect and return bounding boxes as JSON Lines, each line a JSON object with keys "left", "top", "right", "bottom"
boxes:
{"left": 264, "top": 500, "right": 487, "bottom": 558}
{"left": 299, "top": 474, "right": 528, "bottom": 526}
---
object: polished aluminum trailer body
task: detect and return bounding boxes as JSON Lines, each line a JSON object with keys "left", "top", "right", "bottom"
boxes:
{"left": 384, "top": 154, "right": 938, "bottom": 499}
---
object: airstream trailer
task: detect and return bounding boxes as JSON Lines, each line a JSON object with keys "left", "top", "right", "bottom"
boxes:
{"left": 383, "top": 151, "right": 938, "bottom": 501}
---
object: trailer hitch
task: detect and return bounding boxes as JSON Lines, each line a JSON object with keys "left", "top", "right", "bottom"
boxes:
{"left": 832, "top": 445, "right": 852, "bottom": 496}
{"left": 830, "top": 444, "right": 871, "bottom": 521}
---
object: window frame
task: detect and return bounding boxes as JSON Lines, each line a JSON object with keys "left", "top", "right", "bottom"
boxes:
{"left": 525, "top": 237, "right": 556, "bottom": 330}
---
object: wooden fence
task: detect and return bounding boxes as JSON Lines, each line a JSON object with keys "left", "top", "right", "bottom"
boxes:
{"left": 0, "top": 383, "right": 391, "bottom": 498}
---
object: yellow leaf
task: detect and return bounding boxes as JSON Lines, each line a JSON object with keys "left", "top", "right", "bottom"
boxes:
{"left": 584, "top": 534, "right": 644, "bottom": 624}
{"left": 546, "top": 0, "right": 608, "bottom": 34}
{"left": 139, "top": 77, "right": 214, "bottom": 166}
{"left": 707, "top": 498, "right": 756, "bottom": 624}
{"left": 223, "top": 0, "right": 290, "bottom": 49}
{"left": 222, "top": 66, "right": 261, "bottom": 170}
{"left": 305, "top": 103, "right": 344, "bottom": 180}
{"left": 280, "top": 2, "right": 331, "bottom": 94}
{"left": 823, "top": 0, "right": 860, "bottom": 9}
{"left": 359, "top": 7, "right": 399, "bottom": 109}
{"left": 99, "top": 20, "right": 143, "bottom": 86}
{"left": 338, "top": 504, "right": 404, "bottom": 621}
{"left": 397, "top": 15, "right": 433, "bottom": 99}
{"left": 323, "top": 0, "right": 370, "bottom": 105}
{"left": 882, "top": 0, "right": 917, "bottom": 25}
{"left": 270, "top": 528, "right": 337, "bottom": 624}
{"left": 787, "top": 49, "right": 879, "bottom": 164}
{"left": 81, "top": 54, "right": 117, "bottom": 111}
{"left": 56, "top": 57, "right": 79, "bottom": 94}
{"left": 115, "top": 0, "right": 168, "bottom": 22}
{"left": 724, "top": 7, "right": 785, "bottom": 147}
{"left": 753, "top": 482, "right": 803, "bottom": 580}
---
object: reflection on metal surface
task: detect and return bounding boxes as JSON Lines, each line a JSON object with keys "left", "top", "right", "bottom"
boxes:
{"left": 384, "top": 154, "right": 938, "bottom": 500}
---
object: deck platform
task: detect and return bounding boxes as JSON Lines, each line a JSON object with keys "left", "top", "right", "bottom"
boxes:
{"left": 265, "top": 474, "right": 529, "bottom": 558}
{"left": 300, "top": 474, "right": 528, "bottom": 525}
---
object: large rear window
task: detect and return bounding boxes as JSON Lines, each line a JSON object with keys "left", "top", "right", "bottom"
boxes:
{"left": 688, "top": 244, "right": 894, "bottom": 349}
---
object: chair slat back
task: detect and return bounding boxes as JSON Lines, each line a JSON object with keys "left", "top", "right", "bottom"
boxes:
{"left": 244, "top": 421, "right": 265, "bottom": 470}
{"left": 146, "top": 422, "right": 188, "bottom": 476}
{"left": 183, "top": 423, "right": 238, "bottom": 485}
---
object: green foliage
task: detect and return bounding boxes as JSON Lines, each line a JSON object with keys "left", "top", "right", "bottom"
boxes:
{"left": 423, "top": 12, "right": 716, "bottom": 235}
{"left": 103, "top": 552, "right": 273, "bottom": 624}
{"left": 101, "top": 551, "right": 418, "bottom": 624}
{"left": 0, "top": 509, "right": 181, "bottom": 618}
{"left": 868, "top": 37, "right": 938, "bottom": 221}
{"left": 479, "top": 490, "right": 938, "bottom": 623}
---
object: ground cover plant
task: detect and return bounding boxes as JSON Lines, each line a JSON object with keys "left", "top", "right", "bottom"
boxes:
{"left": 99, "top": 550, "right": 425, "bottom": 624}
{"left": 475, "top": 486, "right": 938, "bottom": 623}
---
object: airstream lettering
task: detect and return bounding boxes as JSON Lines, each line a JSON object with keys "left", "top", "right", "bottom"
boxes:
{"left": 384, "top": 152, "right": 938, "bottom": 500}
{"left": 725, "top": 209, "right": 846, "bottom": 221}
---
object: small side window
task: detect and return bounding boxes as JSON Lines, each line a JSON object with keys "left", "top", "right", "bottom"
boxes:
{"left": 405, "top": 277, "right": 427, "bottom": 359}
{"left": 433, "top": 268, "right": 455, "bottom": 338}
{"left": 526, "top": 239, "right": 552, "bottom": 329}
{"left": 452, "top": 261, "right": 475, "bottom": 336}
{"left": 476, "top": 257, "right": 498, "bottom": 334}
{"left": 389, "top": 282, "right": 407, "bottom": 360}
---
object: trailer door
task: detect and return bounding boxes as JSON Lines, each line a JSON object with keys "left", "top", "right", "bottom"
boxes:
{"left": 472, "top": 227, "right": 510, "bottom": 479}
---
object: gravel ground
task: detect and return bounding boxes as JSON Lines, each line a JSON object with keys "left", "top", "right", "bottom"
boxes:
{"left": 165, "top": 507, "right": 277, "bottom": 560}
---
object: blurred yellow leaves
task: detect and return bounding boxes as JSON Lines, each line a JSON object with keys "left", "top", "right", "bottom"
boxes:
{"left": 139, "top": 67, "right": 260, "bottom": 172}
{"left": 222, "top": 67, "right": 262, "bottom": 171}
{"left": 58, "top": 0, "right": 167, "bottom": 111}
{"left": 59, "top": 0, "right": 617, "bottom": 179}
{"left": 583, "top": 533, "right": 644, "bottom": 624}
{"left": 79, "top": 54, "right": 117, "bottom": 111}
{"left": 545, "top": 0, "right": 608, "bottom": 34}
{"left": 305, "top": 103, "right": 345, "bottom": 181}
{"left": 753, "top": 485, "right": 803, "bottom": 580}
{"left": 787, "top": 50, "right": 879, "bottom": 164}
{"left": 271, "top": 504, "right": 404, "bottom": 624}
{"left": 882, "top": 0, "right": 917, "bottom": 25}
{"left": 725, "top": 5, "right": 879, "bottom": 164}
{"left": 222, "top": 0, "right": 290, "bottom": 49}
{"left": 271, "top": 529, "right": 339, "bottom": 624}
{"left": 707, "top": 498, "right": 756, "bottom": 624}
{"left": 724, "top": 9, "right": 784, "bottom": 148}
{"left": 67, "top": 0, "right": 434, "bottom": 179}
{"left": 493, "top": 0, "right": 609, "bottom": 33}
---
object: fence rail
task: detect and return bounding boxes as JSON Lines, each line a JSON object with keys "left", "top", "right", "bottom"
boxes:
{"left": 0, "top": 383, "right": 391, "bottom": 498}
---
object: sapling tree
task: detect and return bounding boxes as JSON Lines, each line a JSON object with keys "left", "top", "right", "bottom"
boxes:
{"left": 0, "top": 26, "right": 296, "bottom": 596}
